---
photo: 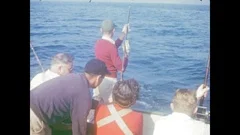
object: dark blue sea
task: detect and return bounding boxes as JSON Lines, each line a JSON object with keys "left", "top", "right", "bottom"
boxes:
{"left": 30, "top": 1, "right": 210, "bottom": 114}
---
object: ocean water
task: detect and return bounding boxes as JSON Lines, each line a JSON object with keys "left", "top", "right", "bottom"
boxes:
{"left": 30, "top": 1, "right": 210, "bottom": 114}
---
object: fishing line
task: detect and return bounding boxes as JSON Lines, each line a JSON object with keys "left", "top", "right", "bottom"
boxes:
{"left": 30, "top": 41, "right": 45, "bottom": 72}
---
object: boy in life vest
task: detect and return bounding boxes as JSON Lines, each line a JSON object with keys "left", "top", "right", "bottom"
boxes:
{"left": 94, "top": 79, "right": 143, "bottom": 135}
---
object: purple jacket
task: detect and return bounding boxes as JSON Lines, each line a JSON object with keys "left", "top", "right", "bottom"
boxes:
{"left": 30, "top": 73, "right": 92, "bottom": 135}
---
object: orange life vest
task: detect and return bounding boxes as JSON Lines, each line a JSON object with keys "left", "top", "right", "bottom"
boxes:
{"left": 94, "top": 104, "right": 143, "bottom": 135}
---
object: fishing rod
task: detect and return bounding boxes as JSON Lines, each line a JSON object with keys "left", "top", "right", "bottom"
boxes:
{"left": 30, "top": 42, "right": 45, "bottom": 72}
{"left": 120, "top": 6, "right": 131, "bottom": 81}
{"left": 194, "top": 55, "right": 210, "bottom": 124}
{"left": 126, "top": 6, "right": 131, "bottom": 40}
{"left": 199, "top": 54, "right": 210, "bottom": 106}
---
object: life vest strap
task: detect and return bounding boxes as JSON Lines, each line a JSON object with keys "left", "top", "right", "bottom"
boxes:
{"left": 97, "top": 104, "right": 133, "bottom": 135}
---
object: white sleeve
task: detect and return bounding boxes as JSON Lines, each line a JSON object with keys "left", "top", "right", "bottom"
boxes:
{"left": 30, "top": 73, "right": 43, "bottom": 90}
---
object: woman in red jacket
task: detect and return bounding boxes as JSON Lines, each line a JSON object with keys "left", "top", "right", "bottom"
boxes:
{"left": 94, "top": 79, "right": 143, "bottom": 135}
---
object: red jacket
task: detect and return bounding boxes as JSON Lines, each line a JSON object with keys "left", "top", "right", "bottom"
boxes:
{"left": 94, "top": 104, "right": 143, "bottom": 135}
{"left": 94, "top": 38, "right": 128, "bottom": 78}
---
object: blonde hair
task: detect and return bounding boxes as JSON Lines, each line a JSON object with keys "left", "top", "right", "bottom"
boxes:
{"left": 172, "top": 89, "right": 197, "bottom": 116}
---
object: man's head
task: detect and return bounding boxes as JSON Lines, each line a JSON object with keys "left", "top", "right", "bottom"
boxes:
{"left": 171, "top": 89, "right": 198, "bottom": 117}
{"left": 84, "top": 59, "right": 109, "bottom": 88}
{"left": 50, "top": 53, "right": 74, "bottom": 75}
{"left": 112, "top": 79, "right": 140, "bottom": 108}
{"left": 100, "top": 19, "right": 116, "bottom": 37}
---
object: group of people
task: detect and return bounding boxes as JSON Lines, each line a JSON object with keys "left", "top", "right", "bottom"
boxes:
{"left": 30, "top": 19, "right": 210, "bottom": 135}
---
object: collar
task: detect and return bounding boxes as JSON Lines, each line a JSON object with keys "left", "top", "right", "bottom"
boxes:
{"left": 45, "top": 69, "right": 59, "bottom": 77}
{"left": 102, "top": 35, "right": 115, "bottom": 44}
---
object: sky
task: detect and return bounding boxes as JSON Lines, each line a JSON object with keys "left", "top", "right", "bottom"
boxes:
{"left": 31, "top": 0, "right": 210, "bottom": 5}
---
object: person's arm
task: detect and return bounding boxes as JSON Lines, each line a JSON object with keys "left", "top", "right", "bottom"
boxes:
{"left": 91, "top": 99, "right": 99, "bottom": 109}
{"left": 115, "top": 37, "right": 124, "bottom": 48}
{"left": 115, "top": 24, "right": 129, "bottom": 48}
{"left": 196, "top": 84, "right": 210, "bottom": 102}
{"left": 71, "top": 97, "right": 90, "bottom": 135}
{"left": 110, "top": 47, "right": 129, "bottom": 72}
{"left": 30, "top": 72, "right": 45, "bottom": 90}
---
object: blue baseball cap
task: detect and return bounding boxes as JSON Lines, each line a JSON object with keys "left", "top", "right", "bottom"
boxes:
{"left": 84, "top": 59, "right": 110, "bottom": 76}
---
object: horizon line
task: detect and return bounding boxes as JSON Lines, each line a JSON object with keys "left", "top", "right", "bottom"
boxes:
{"left": 31, "top": 0, "right": 210, "bottom": 6}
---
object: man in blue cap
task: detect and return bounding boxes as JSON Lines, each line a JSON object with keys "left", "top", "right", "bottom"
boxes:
{"left": 30, "top": 59, "right": 109, "bottom": 135}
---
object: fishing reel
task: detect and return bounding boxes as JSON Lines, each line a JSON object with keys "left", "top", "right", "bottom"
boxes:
{"left": 194, "top": 106, "right": 210, "bottom": 124}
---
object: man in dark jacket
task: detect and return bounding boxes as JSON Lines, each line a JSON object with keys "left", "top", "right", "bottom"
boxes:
{"left": 30, "top": 59, "right": 109, "bottom": 135}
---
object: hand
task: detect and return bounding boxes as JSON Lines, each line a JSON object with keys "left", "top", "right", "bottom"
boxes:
{"left": 98, "top": 98, "right": 104, "bottom": 105}
{"left": 122, "top": 24, "right": 130, "bottom": 34}
{"left": 196, "top": 84, "right": 209, "bottom": 99}
{"left": 86, "top": 109, "right": 95, "bottom": 124}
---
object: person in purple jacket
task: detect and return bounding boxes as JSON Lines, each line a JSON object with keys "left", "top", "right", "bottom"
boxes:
{"left": 30, "top": 58, "right": 109, "bottom": 135}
